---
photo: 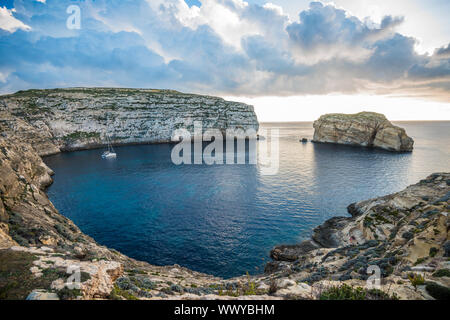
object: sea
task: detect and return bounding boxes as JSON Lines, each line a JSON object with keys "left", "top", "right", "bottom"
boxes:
{"left": 44, "top": 121, "right": 450, "bottom": 278}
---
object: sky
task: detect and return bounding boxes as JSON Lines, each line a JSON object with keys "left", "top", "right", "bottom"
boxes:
{"left": 0, "top": 0, "right": 449, "bottom": 121}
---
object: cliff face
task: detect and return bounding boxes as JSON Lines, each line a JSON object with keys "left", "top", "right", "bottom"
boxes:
{"left": 0, "top": 88, "right": 259, "bottom": 156}
{"left": 312, "top": 112, "right": 414, "bottom": 152}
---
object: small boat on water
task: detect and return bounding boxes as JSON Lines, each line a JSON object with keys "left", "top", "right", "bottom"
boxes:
{"left": 102, "top": 150, "right": 117, "bottom": 159}
{"left": 102, "top": 136, "right": 117, "bottom": 159}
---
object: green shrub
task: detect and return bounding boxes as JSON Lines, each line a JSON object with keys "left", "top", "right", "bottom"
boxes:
{"left": 408, "top": 273, "right": 425, "bottom": 289}
{"left": 108, "top": 284, "right": 138, "bottom": 300}
{"left": 429, "top": 247, "right": 438, "bottom": 257}
{"left": 243, "top": 272, "right": 257, "bottom": 296}
{"left": 80, "top": 271, "right": 91, "bottom": 282}
{"left": 41, "top": 267, "right": 67, "bottom": 280}
{"left": 125, "top": 269, "right": 146, "bottom": 276}
{"left": 57, "top": 287, "right": 82, "bottom": 300}
{"left": 414, "top": 257, "right": 427, "bottom": 266}
{"left": 432, "top": 269, "right": 450, "bottom": 278}
{"left": 319, "top": 284, "right": 398, "bottom": 300}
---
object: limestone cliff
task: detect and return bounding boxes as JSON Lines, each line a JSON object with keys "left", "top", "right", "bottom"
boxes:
{"left": 312, "top": 112, "right": 414, "bottom": 152}
{"left": 0, "top": 88, "right": 259, "bottom": 156}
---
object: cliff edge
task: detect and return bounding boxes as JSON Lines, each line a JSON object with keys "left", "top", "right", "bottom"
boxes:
{"left": 0, "top": 88, "right": 259, "bottom": 156}
{"left": 312, "top": 112, "right": 414, "bottom": 152}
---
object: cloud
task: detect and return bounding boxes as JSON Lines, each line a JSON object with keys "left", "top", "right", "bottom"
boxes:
{"left": 434, "top": 43, "right": 450, "bottom": 58}
{"left": 0, "top": 0, "right": 449, "bottom": 101}
{"left": 285, "top": 2, "right": 405, "bottom": 63}
{"left": 0, "top": 6, "right": 31, "bottom": 32}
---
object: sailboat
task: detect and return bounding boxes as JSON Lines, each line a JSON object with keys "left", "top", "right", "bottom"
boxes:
{"left": 101, "top": 135, "right": 117, "bottom": 159}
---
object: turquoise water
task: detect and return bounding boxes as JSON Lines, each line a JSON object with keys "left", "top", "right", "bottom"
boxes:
{"left": 44, "top": 122, "right": 450, "bottom": 278}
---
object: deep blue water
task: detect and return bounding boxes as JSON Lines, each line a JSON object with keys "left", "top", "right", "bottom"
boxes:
{"left": 44, "top": 122, "right": 450, "bottom": 278}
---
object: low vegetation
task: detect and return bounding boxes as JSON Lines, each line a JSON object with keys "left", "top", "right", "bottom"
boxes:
{"left": 57, "top": 287, "right": 82, "bottom": 300}
{"left": 432, "top": 269, "right": 450, "bottom": 278}
{"left": 408, "top": 273, "right": 425, "bottom": 290}
{"left": 62, "top": 131, "right": 100, "bottom": 142}
{"left": 109, "top": 284, "right": 138, "bottom": 300}
{"left": 319, "top": 284, "right": 398, "bottom": 300}
{"left": 0, "top": 250, "right": 64, "bottom": 299}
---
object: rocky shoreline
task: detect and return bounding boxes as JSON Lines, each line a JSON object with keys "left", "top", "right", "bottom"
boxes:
{"left": 1, "top": 135, "right": 447, "bottom": 300}
{"left": 0, "top": 89, "right": 448, "bottom": 300}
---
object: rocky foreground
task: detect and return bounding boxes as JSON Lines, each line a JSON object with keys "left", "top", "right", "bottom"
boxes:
{"left": 313, "top": 112, "right": 414, "bottom": 152}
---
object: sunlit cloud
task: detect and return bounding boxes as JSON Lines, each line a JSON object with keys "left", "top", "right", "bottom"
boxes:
{"left": 0, "top": 6, "right": 31, "bottom": 32}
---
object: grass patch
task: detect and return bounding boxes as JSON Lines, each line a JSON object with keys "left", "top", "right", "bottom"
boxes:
{"left": 429, "top": 247, "right": 438, "bottom": 258}
{"left": 0, "top": 250, "right": 63, "bottom": 300}
{"left": 109, "top": 284, "right": 138, "bottom": 300}
{"left": 62, "top": 132, "right": 100, "bottom": 142}
{"left": 319, "top": 284, "right": 398, "bottom": 300}
{"left": 414, "top": 257, "right": 427, "bottom": 266}
{"left": 57, "top": 287, "right": 82, "bottom": 300}
{"left": 80, "top": 271, "right": 91, "bottom": 283}
{"left": 243, "top": 272, "right": 257, "bottom": 296}
{"left": 319, "top": 112, "right": 387, "bottom": 122}
{"left": 432, "top": 269, "right": 450, "bottom": 278}
{"left": 125, "top": 269, "right": 147, "bottom": 276}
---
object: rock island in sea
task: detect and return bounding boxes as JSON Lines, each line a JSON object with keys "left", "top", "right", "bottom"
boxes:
{"left": 312, "top": 112, "right": 414, "bottom": 152}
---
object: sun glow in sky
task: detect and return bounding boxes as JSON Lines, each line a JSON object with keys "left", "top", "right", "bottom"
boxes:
{"left": 0, "top": 0, "right": 449, "bottom": 120}
{"left": 226, "top": 94, "right": 450, "bottom": 122}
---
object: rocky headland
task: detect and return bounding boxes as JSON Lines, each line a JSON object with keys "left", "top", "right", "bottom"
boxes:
{"left": 0, "top": 88, "right": 259, "bottom": 156}
{"left": 0, "top": 89, "right": 448, "bottom": 300}
{"left": 312, "top": 112, "right": 414, "bottom": 152}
